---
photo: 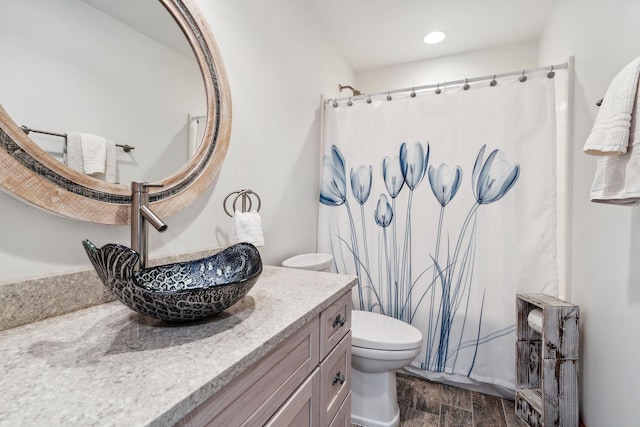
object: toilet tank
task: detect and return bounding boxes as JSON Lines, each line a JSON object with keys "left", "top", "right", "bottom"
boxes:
{"left": 282, "top": 253, "right": 333, "bottom": 272}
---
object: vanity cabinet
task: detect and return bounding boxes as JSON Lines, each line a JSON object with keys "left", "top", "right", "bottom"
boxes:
{"left": 177, "top": 292, "right": 352, "bottom": 427}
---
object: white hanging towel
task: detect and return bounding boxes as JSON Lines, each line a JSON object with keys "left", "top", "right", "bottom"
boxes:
{"left": 66, "top": 133, "right": 115, "bottom": 182}
{"left": 234, "top": 210, "right": 265, "bottom": 247}
{"left": 78, "top": 132, "right": 107, "bottom": 175}
{"left": 590, "top": 98, "right": 640, "bottom": 205}
{"left": 587, "top": 57, "right": 640, "bottom": 205}
{"left": 66, "top": 133, "right": 84, "bottom": 173}
{"left": 90, "top": 140, "right": 117, "bottom": 183}
{"left": 583, "top": 56, "right": 640, "bottom": 156}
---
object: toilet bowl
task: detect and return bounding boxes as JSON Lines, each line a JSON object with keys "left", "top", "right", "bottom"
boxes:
{"left": 350, "top": 310, "right": 422, "bottom": 427}
{"left": 282, "top": 254, "right": 424, "bottom": 427}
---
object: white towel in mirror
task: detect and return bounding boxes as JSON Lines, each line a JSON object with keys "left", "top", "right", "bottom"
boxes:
{"left": 66, "top": 133, "right": 116, "bottom": 183}
{"left": 90, "top": 140, "right": 117, "bottom": 184}
{"left": 79, "top": 133, "right": 107, "bottom": 175}
{"left": 66, "top": 133, "right": 83, "bottom": 173}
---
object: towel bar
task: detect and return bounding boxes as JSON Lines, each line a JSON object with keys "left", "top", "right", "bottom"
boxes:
{"left": 223, "top": 189, "right": 261, "bottom": 217}
{"left": 20, "top": 125, "right": 135, "bottom": 152}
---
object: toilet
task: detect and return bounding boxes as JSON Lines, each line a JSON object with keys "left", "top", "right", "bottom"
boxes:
{"left": 282, "top": 253, "right": 423, "bottom": 427}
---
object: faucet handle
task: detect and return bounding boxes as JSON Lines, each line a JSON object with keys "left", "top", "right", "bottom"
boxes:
{"left": 143, "top": 182, "right": 164, "bottom": 188}
{"left": 131, "top": 181, "right": 164, "bottom": 192}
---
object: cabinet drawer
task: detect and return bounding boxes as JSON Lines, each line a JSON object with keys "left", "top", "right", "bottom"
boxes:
{"left": 177, "top": 317, "right": 320, "bottom": 427}
{"left": 319, "top": 331, "right": 351, "bottom": 427}
{"left": 265, "top": 369, "right": 320, "bottom": 427}
{"left": 319, "top": 292, "right": 351, "bottom": 360}
{"left": 328, "top": 392, "right": 351, "bottom": 427}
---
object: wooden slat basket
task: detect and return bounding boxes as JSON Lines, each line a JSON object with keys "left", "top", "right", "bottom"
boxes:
{"left": 515, "top": 293, "right": 579, "bottom": 427}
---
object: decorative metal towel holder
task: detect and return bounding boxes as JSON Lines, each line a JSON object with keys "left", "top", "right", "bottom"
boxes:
{"left": 20, "top": 125, "right": 136, "bottom": 152}
{"left": 224, "top": 189, "right": 261, "bottom": 217}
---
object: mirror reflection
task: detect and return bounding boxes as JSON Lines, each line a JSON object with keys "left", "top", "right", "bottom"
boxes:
{"left": 0, "top": 0, "right": 206, "bottom": 185}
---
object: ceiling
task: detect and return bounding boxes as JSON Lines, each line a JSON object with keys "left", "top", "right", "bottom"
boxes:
{"left": 80, "top": 0, "right": 559, "bottom": 72}
{"left": 304, "top": 0, "right": 559, "bottom": 72}
{"left": 80, "top": 0, "right": 195, "bottom": 59}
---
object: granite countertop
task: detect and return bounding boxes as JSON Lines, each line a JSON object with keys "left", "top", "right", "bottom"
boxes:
{"left": 0, "top": 266, "right": 356, "bottom": 427}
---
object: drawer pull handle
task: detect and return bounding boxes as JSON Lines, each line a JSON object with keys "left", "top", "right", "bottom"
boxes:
{"left": 332, "top": 314, "right": 346, "bottom": 328}
{"left": 332, "top": 372, "right": 345, "bottom": 386}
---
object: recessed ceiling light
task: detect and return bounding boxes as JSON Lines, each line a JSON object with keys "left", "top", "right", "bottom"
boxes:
{"left": 423, "top": 31, "right": 446, "bottom": 44}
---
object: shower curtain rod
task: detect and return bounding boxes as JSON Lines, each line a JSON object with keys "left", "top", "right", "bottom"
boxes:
{"left": 328, "top": 62, "right": 569, "bottom": 105}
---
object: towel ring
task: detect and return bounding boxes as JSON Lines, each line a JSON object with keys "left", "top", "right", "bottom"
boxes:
{"left": 224, "top": 189, "right": 262, "bottom": 217}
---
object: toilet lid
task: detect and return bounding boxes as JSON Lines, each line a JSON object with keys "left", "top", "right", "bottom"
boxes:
{"left": 351, "top": 310, "right": 423, "bottom": 351}
{"left": 282, "top": 253, "right": 333, "bottom": 271}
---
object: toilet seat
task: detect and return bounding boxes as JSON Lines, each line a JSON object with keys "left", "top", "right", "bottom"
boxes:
{"left": 351, "top": 310, "right": 423, "bottom": 351}
{"left": 351, "top": 345, "right": 421, "bottom": 362}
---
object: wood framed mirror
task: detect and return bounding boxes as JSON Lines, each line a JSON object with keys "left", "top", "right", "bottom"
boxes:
{"left": 0, "top": 0, "right": 231, "bottom": 225}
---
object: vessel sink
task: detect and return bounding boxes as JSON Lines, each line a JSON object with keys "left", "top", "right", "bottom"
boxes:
{"left": 82, "top": 240, "right": 262, "bottom": 322}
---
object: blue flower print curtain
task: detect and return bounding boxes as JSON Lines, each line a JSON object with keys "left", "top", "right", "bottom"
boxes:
{"left": 318, "top": 74, "right": 559, "bottom": 393}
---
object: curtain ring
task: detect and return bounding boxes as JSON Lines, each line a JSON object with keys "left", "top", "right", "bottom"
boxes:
{"left": 347, "top": 97, "right": 353, "bottom": 106}
{"left": 435, "top": 83, "right": 441, "bottom": 95}
{"left": 463, "top": 78, "right": 470, "bottom": 91}
{"left": 332, "top": 99, "right": 338, "bottom": 108}
{"left": 410, "top": 87, "right": 416, "bottom": 98}
{"left": 547, "top": 66, "right": 556, "bottom": 79}
{"left": 490, "top": 75, "right": 497, "bottom": 87}
{"left": 386, "top": 91, "right": 392, "bottom": 101}
{"left": 519, "top": 70, "right": 527, "bottom": 82}
{"left": 367, "top": 94, "right": 372, "bottom": 104}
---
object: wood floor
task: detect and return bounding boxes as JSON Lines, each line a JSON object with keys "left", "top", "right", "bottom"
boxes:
{"left": 353, "top": 373, "right": 528, "bottom": 427}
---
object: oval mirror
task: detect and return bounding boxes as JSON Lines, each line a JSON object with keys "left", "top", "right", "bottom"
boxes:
{"left": 0, "top": 0, "right": 231, "bottom": 225}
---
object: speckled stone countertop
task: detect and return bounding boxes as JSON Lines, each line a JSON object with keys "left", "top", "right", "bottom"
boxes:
{"left": 0, "top": 266, "right": 356, "bottom": 427}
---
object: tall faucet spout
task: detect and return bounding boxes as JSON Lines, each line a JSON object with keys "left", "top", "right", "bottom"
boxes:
{"left": 140, "top": 205, "right": 168, "bottom": 232}
{"left": 131, "top": 181, "right": 167, "bottom": 270}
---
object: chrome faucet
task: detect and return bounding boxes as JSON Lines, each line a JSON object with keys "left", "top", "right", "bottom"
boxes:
{"left": 131, "top": 181, "right": 168, "bottom": 270}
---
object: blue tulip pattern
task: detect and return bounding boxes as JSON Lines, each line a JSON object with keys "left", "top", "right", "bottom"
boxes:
{"left": 320, "top": 142, "right": 519, "bottom": 375}
{"left": 320, "top": 145, "right": 347, "bottom": 207}
{"left": 351, "top": 165, "right": 373, "bottom": 205}
{"left": 374, "top": 194, "right": 393, "bottom": 227}
{"left": 429, "top": 164, "right": 462, "bottom": 207}
{"left": 382, "top": 156, "right": 404, "bottom": 198}
{"left": 472, "top": 145, "right": 520, "bottom": 205}
{"left": 400, "top": 142, "right": 429, "bottom": 190}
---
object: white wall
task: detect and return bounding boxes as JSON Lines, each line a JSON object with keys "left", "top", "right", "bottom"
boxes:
{"left": 538, "top": 2, "right": 640, "bottom": 426}
{"left": 0, "top": 0, "right": 353, "bottom": 283}
{"left": 356, "top": 41, "right": 538, "bottom": 94}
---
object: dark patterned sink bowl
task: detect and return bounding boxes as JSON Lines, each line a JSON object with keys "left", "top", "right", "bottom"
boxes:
{"left": 82, "top": 240, "right": 262, "bottom": 322}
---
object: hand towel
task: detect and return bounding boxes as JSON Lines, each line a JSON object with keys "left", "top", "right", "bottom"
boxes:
{"left": 66, "top": 133, "right": 83, "bottom": 172}
{"left": 589, "top": 84, "right": 640, "bottom": 205}
{"left": 90, "top": 139, "right": 117, "bottom": 183}
{"left": 234, "top": 210, "right": 265, "bottom": 247}
{"left": 583, "top": 56, "right": 640, "bottom": 156}
{"left": 79, "top": 133, "right": 107, "bottom": 175}
{"left": 188, "top": 117, "right": 198, "bottom": 159}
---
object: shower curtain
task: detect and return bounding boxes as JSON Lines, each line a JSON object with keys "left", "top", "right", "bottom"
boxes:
{"left": 318, "top": 71, "right": 565, "bottom": 394}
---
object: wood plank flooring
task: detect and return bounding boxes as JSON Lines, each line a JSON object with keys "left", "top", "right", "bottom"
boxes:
{"left": 397, "top": 373, "right": 529, "bottom": 427}
{"left": 352, "top": 373, "right": 528, "bottom": 427}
